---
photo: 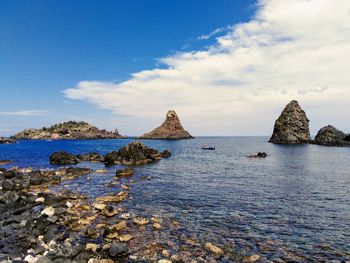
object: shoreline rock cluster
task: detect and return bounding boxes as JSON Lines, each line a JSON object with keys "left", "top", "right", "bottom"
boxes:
{"left": 49, "top": 141, "right": 172, "bottom": 166}
{"left": 269, "top": 100, "right": 350, "bottom": 147}
{"left": 0, "top": 137, "right": 17, "bottom": 144}
{"left": 0, "top": 142, "right": 242, "bottom": 263}
{"left": 13, "top": 121, "right": 125, "bottom": 140}
{"left": 139, "top": 110, "right": 193, "bottom": 140}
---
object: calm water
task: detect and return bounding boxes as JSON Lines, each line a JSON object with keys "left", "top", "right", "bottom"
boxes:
{"left": 1, "top": 137, "right": 350, "bottom": 261}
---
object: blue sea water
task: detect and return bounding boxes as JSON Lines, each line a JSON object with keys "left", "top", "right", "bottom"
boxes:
{"left": 1, "top": 137, "right": 350, "bottom": 261}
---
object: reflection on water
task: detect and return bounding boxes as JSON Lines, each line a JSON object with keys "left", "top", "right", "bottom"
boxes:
{"left": 1, "top": 137, "right": 350, "bottom": 261}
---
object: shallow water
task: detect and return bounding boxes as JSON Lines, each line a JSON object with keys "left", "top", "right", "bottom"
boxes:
{"left": 1, "top": 137, "right": 350, "bottom": 261}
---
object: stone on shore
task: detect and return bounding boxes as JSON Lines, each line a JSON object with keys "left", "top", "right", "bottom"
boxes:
{"left": 139, "top": 110, "right": 193, "bottom": 139}
{"left": 269, "top": 100, "right": 311, "bottom": 144}
{"left": 312, "top": 125, "right": 350, "bottom": 147}
{"left": 115, "top": 167, "right": 134, "bottom": 177}
{"left": 49, "top": 151, "right": 79, "bottom": 165}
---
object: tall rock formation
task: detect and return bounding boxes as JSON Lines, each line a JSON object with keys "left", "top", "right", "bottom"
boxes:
{"left": 139, "top": 110, "right": 193, "bottom": 139}
{"left": 14, "top": 121, "right": 125, "bottom": 140}
{"left": 269, "top": 100, "right": 311, "bottom": 144}
{"left": 312, "top": 125, "right": 350, "bottom": 147}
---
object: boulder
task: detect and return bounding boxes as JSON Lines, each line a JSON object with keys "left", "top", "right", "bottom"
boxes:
{"left": 0, "top": 160, "right": 11, "bottom": 165}
{"left": 109, "top": 241, "right": 128, "bottom": 257}
{"left": 139, "top": 110, "right": 193, "bottom": 139}
{"left": 115, "top": 167, "right": 134, "bottom": 177}
{"left": 49, "top": 151, "right": 79, "bottom": 165}
{"left": 269, "top": 100, "right": 311, "bottom": 144}
{"left": 247, "top": 152, "right": 267, "bottom": 158}
{"left": 312, "top": 125, "right": 350, "bottom": 147}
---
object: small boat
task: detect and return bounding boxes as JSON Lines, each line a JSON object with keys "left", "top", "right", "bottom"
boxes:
{"left": 202, "top": 145, "right": 215, "bottom": 150}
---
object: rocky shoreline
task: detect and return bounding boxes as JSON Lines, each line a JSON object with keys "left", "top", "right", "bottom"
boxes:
{"left": 1, "top": 142, "right": 246, "bottom": 263}
{"left": 0, "top": 137, "right": 17, "bottom": 144}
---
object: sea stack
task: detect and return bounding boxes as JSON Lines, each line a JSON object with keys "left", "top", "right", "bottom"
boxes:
{"left": 312, "top": 125, "right": 350, "bottom": 147}
{"left": 139, "top": 110, "right": 193, "bottom": 139}
{"left": 269, "top": 100, "right": 311, "bottom": 144}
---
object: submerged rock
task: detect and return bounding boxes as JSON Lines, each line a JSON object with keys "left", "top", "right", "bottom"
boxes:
{"left": 204, "top": 242, "right": 224, "bottom": 255}
{"left": 0, "top": 160, "right": 11, "bottom": 165}
{"left": 247, "top": 152, "right": 267, "bottom": 158}
{"left": 50, "top": 151, "right": 79, "bottom": 165}
{"left": 76, "top": 152, "right": 103, "bottom": 162}
{"left": 115, "top": 167, "right": 134, "bottom": 177}
{"left": 269, "top": 100, "right": 311, "bottom": 144}
{"left": 13, "top": 121, "right": 125, "bottom": 140}
{"left": 312, "top": 125, "right": 350, "bottom": 147}
{"left": 139, "top": 110, "right": 193, "bottom": 139}
{"left": 109, "top": 241, "right": 128, "bottom": 257}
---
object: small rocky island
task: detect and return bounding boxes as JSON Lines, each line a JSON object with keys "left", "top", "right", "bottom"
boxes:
{"left": 269, "top": 100, "right": 311, "bottom": 144}
{"left": 13, "top": 121, "right": 125, "bottom": 140}
{"left": 139, "top": 110, "right": 193, "bottom": 139}
{"left": 312, "top": 125, "right": 350, "bottom": 147}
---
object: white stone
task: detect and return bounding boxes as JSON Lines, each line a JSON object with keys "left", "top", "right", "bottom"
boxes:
{"left": 41, "top": 206, "right": 55, "bottom": 217}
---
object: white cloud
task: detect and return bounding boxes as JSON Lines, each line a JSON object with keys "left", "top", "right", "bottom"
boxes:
{"left": 197, "top": 26, "right": 230, "bottom": 40}
{"left": 0, "top": 110, "right": 51, "bottom": 116}
{"left": 64, "top": 0, "right": 350, "bottom": 136}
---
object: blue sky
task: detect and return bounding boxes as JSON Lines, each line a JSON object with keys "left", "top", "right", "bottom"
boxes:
{"left": 1, "top": 0, "right": 349, "bottom": 136}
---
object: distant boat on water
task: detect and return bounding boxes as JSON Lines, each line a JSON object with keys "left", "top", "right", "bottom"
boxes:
{"left": 202, "top": 145, "right": 215, "bottom": 150}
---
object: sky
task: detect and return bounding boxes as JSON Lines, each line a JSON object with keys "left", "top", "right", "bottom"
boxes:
{"left": 1, "top": 0, "right": 350, "bottom": 137}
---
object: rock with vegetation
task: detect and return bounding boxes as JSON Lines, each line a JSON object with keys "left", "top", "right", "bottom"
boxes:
{"left": 312, "top": 125, "right": 350, "bottom": 147}
{"left": 269, "top": 100, "right": 311, "bottom": 144}
{"left": 13, "top": 121, "right": 125, "bottom": 140}
{"left": 139, "top": 110, "right": 193, "bottom": 139}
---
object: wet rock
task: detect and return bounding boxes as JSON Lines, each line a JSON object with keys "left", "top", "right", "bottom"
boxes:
{"left": 104, "top": 141, "right": 170, "bottom": 165}
{"left": 76, "top": 152, "right": 103, "bottom": 162}
{"left": 59, "top": 167, "right": 93, "bottom": 180}
{"left": 269, "top": 100, "right": 311, "bottom": 144}
{"left": 153, "top": 223, "right": 162, "bottom": 230}
{"left": 102, "top": 204, "right": 118, "bottom": 217}
{"left": 0, "top": 160, "right": 11, "bottom": 165}
{"left": 133, "top": 217, "right": 149, "bottom": 226}
{"left": 139, "top": 110, "right": 193, "bottom": 139}
{"left": 312, "top": 125, "right": 350, "bottom": 147}
{"left": 95, "top": 191, "right": 128, "bottom": 203}
{"left": 118, "top": 234, "right": 133, "bottom": 242}
{"left": 49, "top": 151, "right": 79, "bottom": 165}
{"left": 109, "top": 241, "right": 128, "bottom": 257}
{"left": 86, "top": 243, "right": 99, "bottom": 253}
{"left": 204, "top": 242, "right": 224, "bottom": 255}
{"left": 115, "top": 167, "right": 134, "bottom": 177}
{"left": 247, "top": 152, "right": 267, "bottom": 158}
{"left": 160, "top": 150, "right": 172, "bottom": 158}
{"left": 243, "top": 254, "right": 261, "bottom": 262}
{"left": 158, "top": 260, "right": 172, "bottom": 263}
{"left": 110, "top": 221, "right": 127, "bottom": 231}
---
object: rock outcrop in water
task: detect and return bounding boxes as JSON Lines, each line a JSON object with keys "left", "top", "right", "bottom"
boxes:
{"left": 104, "top": 141, "right": 171, "bottom": 165}
{"left": 269, "top": 100, "right": 311, "bottom": 144}
{"left": 14, "top": 121, "right": 125, "bottom": 140}
{"left": 0, "top": 137, "right": 17, "bottom": 144}
{"left": 312, "top": 125, "right": 350, "bottom": 147}
{"left": 139, "top": 110, "right": 193, "bottom": 139}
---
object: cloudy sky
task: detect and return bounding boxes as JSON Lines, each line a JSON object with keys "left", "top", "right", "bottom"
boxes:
{"left": 1, "top": 0, "right": 349, "bottom": 136}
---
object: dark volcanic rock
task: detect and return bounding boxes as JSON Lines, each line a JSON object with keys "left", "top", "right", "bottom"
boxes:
{"left": 13, "top": 121, "right": 125, "bottom": 140}
{"left": 269, "top": 100, "right": 311, "bottom": 144}
{"left": 0, "top": 137, "right": 17, "bottom": 144}
{"left": 312, "top": 125, "right": 350, "bottom": 147}
{"left": 139, "top": 110, "right": 193, "bottom": 139}
{"left": 50, "top": 151, "right": 79, "bottom": 165}
{"left": 76, "top": 152, "right": 103, "bottom": 162}
{"left": 104, "top": 141, "right": 170, "bottom": 165}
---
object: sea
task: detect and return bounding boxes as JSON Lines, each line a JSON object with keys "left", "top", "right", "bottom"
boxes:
{"left": 0, "top": 137, "right": 349, "bottom": 262}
